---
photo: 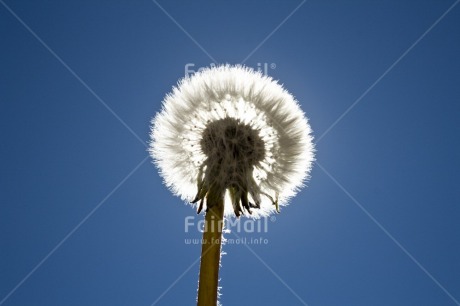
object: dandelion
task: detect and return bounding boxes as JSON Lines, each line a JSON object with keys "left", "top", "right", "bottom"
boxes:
{"left": 150, "top": 65, "right": 314, "bottom": 305}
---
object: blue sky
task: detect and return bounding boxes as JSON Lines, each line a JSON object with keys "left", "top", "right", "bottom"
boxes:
{"left": 1, "top": 0, "right": 459, "bottom": 305}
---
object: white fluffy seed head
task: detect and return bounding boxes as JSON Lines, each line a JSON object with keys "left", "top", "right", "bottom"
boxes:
{"left": 150, "top": 65, "right": 315, "bottom": 218}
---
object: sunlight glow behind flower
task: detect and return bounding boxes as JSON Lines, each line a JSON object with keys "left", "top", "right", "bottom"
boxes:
{"left": 150, "top": 65, "right": 314, "bottom": 217}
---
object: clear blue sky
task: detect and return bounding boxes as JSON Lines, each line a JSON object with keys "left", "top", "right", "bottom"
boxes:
{"left": 1, "top": 0, "right": 459, "bottom": 305}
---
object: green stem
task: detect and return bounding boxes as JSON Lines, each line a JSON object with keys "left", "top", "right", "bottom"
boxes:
{"left": 197, "top": 194, "right": 224, "bottom": 306}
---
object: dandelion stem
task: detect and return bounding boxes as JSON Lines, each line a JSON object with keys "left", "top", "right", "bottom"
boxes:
{"left": 197, "top": 193, "right": 224, "bottom": 306}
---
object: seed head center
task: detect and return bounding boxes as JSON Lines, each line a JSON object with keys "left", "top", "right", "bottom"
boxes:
{"left": 201, "top": 118, "right": 265, "bottom": 180}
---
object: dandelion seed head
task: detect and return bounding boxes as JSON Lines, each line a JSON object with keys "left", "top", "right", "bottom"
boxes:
{"left": 150, "top": 65, "right": 314, "bottom": 218}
